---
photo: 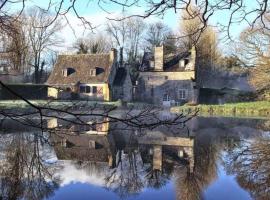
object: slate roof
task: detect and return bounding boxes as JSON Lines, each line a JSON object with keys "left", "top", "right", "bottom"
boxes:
{"left": 113, "top": 67, "right": 127, "bottom": 86}
{"left": 140, "top": 51, "right": 191, "bottom": 72}
{"left": 47, "top": 54, "right": 113, "bottom": 85}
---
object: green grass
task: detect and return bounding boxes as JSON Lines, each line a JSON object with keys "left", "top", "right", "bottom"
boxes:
{"left": 0, "top": 100, "right": 155, "bottom": 110}
{"left": 171, "top": 101, "right": 270, "bottom": 118}
{"left": 0, "top": 100, "right": 119, "bottom": 110}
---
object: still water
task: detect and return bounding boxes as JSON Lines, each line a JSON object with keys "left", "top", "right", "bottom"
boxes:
{"left": 0, "top": 117, "right": 269, "bottom": 200}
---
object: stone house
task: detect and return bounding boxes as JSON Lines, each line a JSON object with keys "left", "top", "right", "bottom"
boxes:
{"left": 47, "top": 49, "right": 132, "bottom": 101}
{"left": 135, "top": 46, "right": 198, "bottom": 106}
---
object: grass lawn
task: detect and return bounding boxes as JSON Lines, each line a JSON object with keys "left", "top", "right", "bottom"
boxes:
{"left": 0, "top": 100, "right": 119, "bottom": 110}
{"left": 0, "top": 100, "right": 155, "bottom": 110}
{"left": 171, "top": 101, "right": 270, "bottom": 118}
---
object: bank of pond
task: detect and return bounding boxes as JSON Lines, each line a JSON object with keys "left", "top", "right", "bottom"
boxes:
{"left": 171, "top": 101, "right": 270, "bottom": 118}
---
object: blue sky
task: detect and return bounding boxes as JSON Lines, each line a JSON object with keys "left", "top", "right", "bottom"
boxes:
{"left": 7, "top": 0, "right": 261, "bottom": 49}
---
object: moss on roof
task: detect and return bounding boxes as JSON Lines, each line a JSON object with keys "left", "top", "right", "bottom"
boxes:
{"left": 47, "top": 53, "right": 113, "bottom": 85}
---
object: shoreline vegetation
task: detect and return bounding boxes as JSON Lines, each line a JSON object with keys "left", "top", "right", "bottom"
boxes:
{"left": 171, "top": 101, "right": 270, "bottom": 118}
{"left": 1, "top": 100, "right": 270, "bottom": 118}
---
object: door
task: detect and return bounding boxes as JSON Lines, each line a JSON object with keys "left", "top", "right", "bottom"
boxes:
{"left": 162, "top": 94, "right": 171, "bottom": 107}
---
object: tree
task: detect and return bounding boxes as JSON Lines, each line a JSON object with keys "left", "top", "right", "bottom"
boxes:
{"left": 106, "top": 18, "right": 128, "bottom": 65}
{"left": 73, "top": 33, "right": 111, "bottom": 54}
{"left": 26, "top": 8, "right": 63, "bottom": 83}
{"left": 178, "top": 5, "right": 220, "bottom": 86}
{"left": 0, "top": 16, "right": 29, "bottom": 76}
{"left": 236, "top": 18, "right": 270, "bottom": 99}
{"left": 144, "top": 22, "right": 170, "bottom": 51}
{"left": 125, "top": 17, "right": 146, "bottom": 63}
{"left": 144, "top": 21, "right": 177, "bottom": 54}
{"left": 107, "top": 16, "right": 146, "bottom": 64}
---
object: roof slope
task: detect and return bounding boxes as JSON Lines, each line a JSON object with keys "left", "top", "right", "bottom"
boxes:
{"left": 140, "top": 51, "right": 191, "bottom": 72}
{"left": 113, "top": 67, "right": 127, "bottom": 86}
{"left": 47, "top": 54, "right": 113, "bottom": 85}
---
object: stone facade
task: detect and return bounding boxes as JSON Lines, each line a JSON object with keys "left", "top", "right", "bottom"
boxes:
{"left": 136, "top": 46, "right": 198, "bottom": 106}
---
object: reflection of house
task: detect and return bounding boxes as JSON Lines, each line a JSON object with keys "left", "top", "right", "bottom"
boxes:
{"left": 49, "top": 118, "right": 116, "bottom": 167}
{"left": 53, "top": 133, "right": 116, "bottom": 167}
{"left": 138, "top": 132, "right": 194, "bottom": 172}
{"left": 47, "top": 49, "right": 132, "bottom": 101}
{"left": 47, "top": 118, "right": 109, "bottom": 135}
{"left": 136, "top": 46, "right": 198, "bottom": 106}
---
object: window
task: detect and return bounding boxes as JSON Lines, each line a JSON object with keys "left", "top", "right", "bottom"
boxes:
{"left": 179, "top": 89, "right": 187, "bottom": 100}
{"left": 85, "top": 86, "right": 91, "bottom": 93}
{"left": 80, "top": 85, "right": 91, "bottom": 93}
{"left": 92, "top": 86, "right": 97, "bottom": 94}
{"left": 62, "top": 68, "right": 75, "bottom": 77}
{"left": 163, "top": 94, "right": 170, "bottom": 101}
{"left": 80, "top": 86, "right": 85, "bottom": 93}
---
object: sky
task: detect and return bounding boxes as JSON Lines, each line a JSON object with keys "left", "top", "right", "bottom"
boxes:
{"left": 6, "top": 0, "right": 262, "bottom": 52}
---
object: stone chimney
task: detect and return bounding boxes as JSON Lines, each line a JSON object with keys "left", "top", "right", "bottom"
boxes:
{"left": 154, "top": 46, "right": 164, "bottom": 71}
{"left": 189, "top": 46, "right": 196, "bottom": 70}
{"left": 109, "top": 48, "right": 117, "bottom": 63}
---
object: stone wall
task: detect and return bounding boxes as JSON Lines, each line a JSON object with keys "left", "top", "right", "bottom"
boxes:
{"left": 136, "top": 72, "right": 197, "bottom": 105}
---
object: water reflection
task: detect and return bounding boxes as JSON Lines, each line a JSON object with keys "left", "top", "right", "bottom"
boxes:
{"left": 0, "top": 117, "right": 269, "bottom": 200}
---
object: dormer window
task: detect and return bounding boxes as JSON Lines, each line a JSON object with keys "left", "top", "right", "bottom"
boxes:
{"left": 89, "top": 69, "right": 96, "bottom": 76}
{"left": 62, "top": 67, "right": 75, "bottom": 77}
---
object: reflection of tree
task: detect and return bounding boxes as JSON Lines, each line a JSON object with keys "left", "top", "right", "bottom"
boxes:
{"left": 0, "top": 133, "right": 59, "bottom": 200}
{"left": 225, "top": 137, "right": 270, "bottom": 200}
{"left": 105, "top": 149, "right": 144, "bottom": 198}
{"left": 174, "top": 134, "right": 219, "bottom": 200}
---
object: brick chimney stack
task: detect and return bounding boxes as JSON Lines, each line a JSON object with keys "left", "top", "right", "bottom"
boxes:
{"left": 154, "top": 46, "right": 164, "bottom": 71}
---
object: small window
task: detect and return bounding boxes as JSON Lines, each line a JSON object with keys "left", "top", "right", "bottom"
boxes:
{"left": 62, "top": 68, "right": 75, "bottom": 77}
{"left": 80, "top": 86, "right": 85, "bottom": 93}
{"left": 85, "top": 86, "right": 91, "bottom": 93}
{"left": 179, "top": 89, "right": 187, "bottom": 100}
{"left": 92, "top": 86, "right": 97, "bottom": 94}
{"left": 163, "top": 94, "right": 170, "bottom": 101}
{"left": 164, "top": 76, "right": 168, "bottom": 80}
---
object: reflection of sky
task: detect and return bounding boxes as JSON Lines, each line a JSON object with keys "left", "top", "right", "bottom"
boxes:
{"left": 203, "top": 163, "right": 252, "bottom": 200}
{"left": 48, "top": 182, "right": 175, "bottom": 200}
{"left": 49, "top": 158, "right": 254, "bottom": 200}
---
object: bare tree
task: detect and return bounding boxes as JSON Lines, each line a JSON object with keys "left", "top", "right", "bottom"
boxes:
{"left": 144, "top": 22, "right": 170, "bottom": 51}
{"left": 73, "top": 33, "right": 112, "bottom": 54}
{"left": 0, "top": 16, "right": 29, "bottom": 78}
{"left": 0, "top": 0, "right": 270, "bottom": 42}
{"left": 25, "top": 7, "right": 63, "bottom": 83}
{"left": 106, "top": 17, "right": 128, "bottom": 65}
{"left": 126, "top": 17, "right": 146, "bottom": 63}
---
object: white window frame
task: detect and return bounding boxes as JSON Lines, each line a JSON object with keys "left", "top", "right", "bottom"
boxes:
{"left": 163, "top": 94, "right": 170, "bottom": 101}
{"left": 178, "top": 89, "right": 187, "bottom": 100}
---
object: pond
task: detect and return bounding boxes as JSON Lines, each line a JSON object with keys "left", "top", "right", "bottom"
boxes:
{"left": 0, "top": 116, "right": 269, "bottom": 200}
